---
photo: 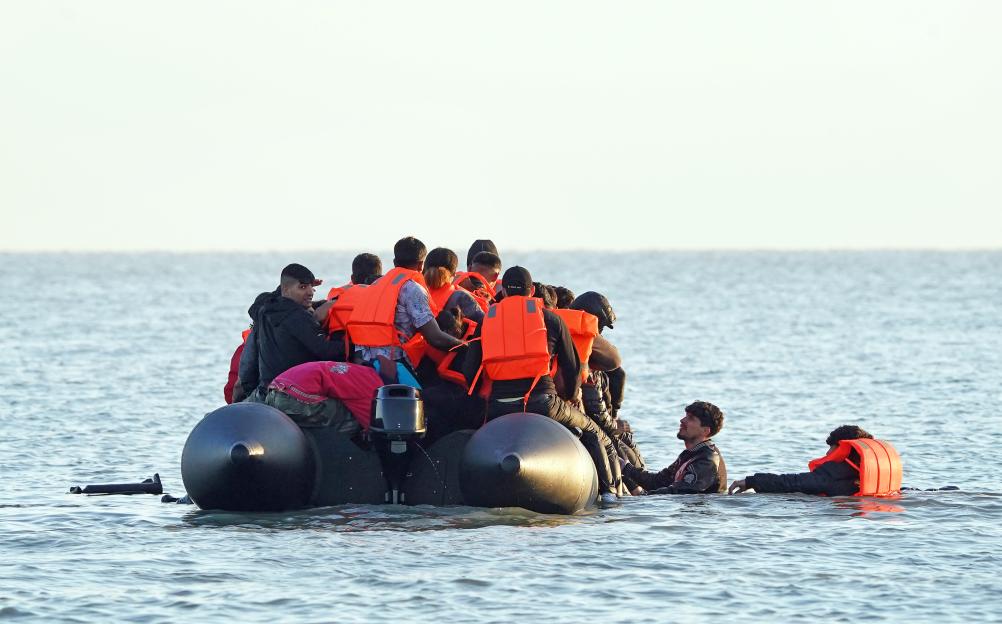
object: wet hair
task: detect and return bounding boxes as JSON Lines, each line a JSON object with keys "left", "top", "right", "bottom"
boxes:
{"left": 393, "top": 236, "right": 427, "bottom": 268}
{"left": 351, "top": 253, "right": 382, "bottom": 285}
{"left": 423, "top": 247, "right": 459, "bottom": 289}
{"left": 685, "top": 401, "right": 724, "bottom": 437}
{"left": 471, "top": 251, "right": 501, "bottom": 270}
{"left": 467, "top": 240, "right": 499, "bottom": 269}
{"left": 826, "top": 425, "right": 873, "bottom": 447}
{"left": 435, "top": 307, "right": 464, "bottom": 339}
{"left": 534, "top": 282, "right": 557, "bottom": 309}
{"left": 552, "top": 286, "right": 575, "bottom": 309}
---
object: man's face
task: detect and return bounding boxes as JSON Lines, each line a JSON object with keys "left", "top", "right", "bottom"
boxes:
{"left": 473, "top": 263, "right": 500, "bottom": 287}
{"left": 676, "top": 412, "right": 709, "bottom": 443}
{"left": 284, "top": 282, "right": 315, "bottom": 308}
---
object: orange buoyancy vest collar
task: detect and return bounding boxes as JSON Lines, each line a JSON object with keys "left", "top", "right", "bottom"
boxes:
{"left": 552, "top": 308, "right": 599, "bottom": 381}
{"left": 453, "top": 272, "right": 494, "bottom": 312}
{"left": 808, "top": 438, "right": 902, "bottom": 496}
{"left": 428, "top": 283, "right": 459, "bottom": 312}
{"left": 454, "top": 271, "right": 496, "bottom": 297}
{"left": 469, "top": 296, "right": 553, "bottom": 404}
{"left": 241, "top": 327, "right": 252, "bottom": 343}
{"left": 347, "top": 267, "right": 438, "bottom": 356}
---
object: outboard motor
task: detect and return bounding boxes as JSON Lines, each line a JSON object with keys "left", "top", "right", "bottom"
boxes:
{"left": 369, "top": 384, "right": 425, "bottom": 503}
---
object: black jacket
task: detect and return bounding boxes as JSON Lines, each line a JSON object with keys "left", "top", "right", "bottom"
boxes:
{"left": 254, "top": 294, "right": 345, "bottom": 391}
{"left": 624, "top": 440, "right": 726, "bottom": 494}
{"left": 462, "top": 305, "right": 581, "bottom": 401}
{"left": 745, "top": 460, "right": 859, "bottom": 496}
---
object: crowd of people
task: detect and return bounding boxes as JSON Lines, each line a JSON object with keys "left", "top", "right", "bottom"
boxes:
{"left": 223, "top": 236, "right": 893, "bottom": 504}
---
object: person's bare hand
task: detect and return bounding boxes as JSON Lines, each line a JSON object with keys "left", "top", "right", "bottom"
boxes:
{"left": 728, "top": 479, "right": 750, "bottom": 495}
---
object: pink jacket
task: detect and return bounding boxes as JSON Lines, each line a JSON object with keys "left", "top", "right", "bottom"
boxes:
{"left": 269, "top": 361, "right": 382, "bottom": 430}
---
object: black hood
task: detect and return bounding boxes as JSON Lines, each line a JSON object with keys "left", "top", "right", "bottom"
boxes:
{"left": 248, "top": 288, "right": 279, "bottom": 322}
{"left": 258, "top": 292, "right": 307, "bottom": 328}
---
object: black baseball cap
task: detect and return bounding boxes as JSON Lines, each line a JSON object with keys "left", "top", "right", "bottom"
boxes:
{"left": 281, "top": 263, "right": 322, "bottom": 286}
{"left": 501, "top": 266, "right": 532, "bottom": 295}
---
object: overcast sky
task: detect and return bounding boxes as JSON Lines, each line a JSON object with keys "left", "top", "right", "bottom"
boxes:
{"left": 2, "top": 2, "right": 1000, "bottom": 252}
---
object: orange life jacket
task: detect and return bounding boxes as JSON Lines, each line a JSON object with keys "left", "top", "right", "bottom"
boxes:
{"left": 347, "top": 267, "right": 438, "bottom": 364}
{"left": 241, "top": 327, "right": 251, "bottom": 342}
{"left": 453, "top": 271, "right": 493, "bottom": 312}
{"left": 424, "top": 318, "right": 479, "bottom": 388}
{"left": 320, "top": 283, "right": 368, "bottom": 356}
{"left": 808, "top": 439, "right": 902, "bottom": 497}
{"left": 428, "top": 282, "right": 460, "bottom": 312}
{"left": 469, "top": 296, "right": 554, "bottom": 405}
{"left": 551, "top": 308, "right": 598, "bottom": 381}
{"left": 324, "top": 284, "right": 368, "bottom": 334}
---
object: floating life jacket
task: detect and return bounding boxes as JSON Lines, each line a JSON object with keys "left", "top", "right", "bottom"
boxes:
{"left": 469, "top": 296, "right": 554, "bottom": 405}
{"left": 551, "top": 308, "right": 598, "bottom": 381}
{"left": 808, "top": 439, "right": 902, "bottom": 496}
{"left": 453, "top": 271, "right": 493, "bottom": 312}
{"left": 347, "top": 267, "right": 438, "bottom": 365}
{"left": 425, "top": 318, "right": 479, "bottom": 389}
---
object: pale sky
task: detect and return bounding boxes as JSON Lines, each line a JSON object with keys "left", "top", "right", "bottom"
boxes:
{"left": 2, "top": 2, "right": 1000, "bottom": 251}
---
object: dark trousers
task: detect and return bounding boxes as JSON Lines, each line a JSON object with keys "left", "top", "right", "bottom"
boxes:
{"left": 420, "top": 384, "right": 487, "bottom": 445}
{"left": 488, "top": 394, "right": 621, "bottom": 495}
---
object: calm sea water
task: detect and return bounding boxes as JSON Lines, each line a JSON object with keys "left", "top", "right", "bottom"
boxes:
{"left": 1, "top": 251, "right": 1000, "bottom": 623}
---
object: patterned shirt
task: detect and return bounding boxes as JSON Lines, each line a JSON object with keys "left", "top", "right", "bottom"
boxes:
{"left": 355, "top": 280, "right": 435, "bottom": 364}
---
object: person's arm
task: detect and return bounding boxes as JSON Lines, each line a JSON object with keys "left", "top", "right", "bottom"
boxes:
{"left": 288, "top": 311, "right": 346, "bottom": 361}
{"left": 461, "top": 323, "right": 484, "bottom": 386}
{"left": 401, "top": 281, "right": 462, "bottom": 351}
{"left": 744, "top": 463, "right": 857, "bottom": 496}
{"left": 237, "top": 327, "right": 260, "bottom": 394}
{"left": 547, "top": 311, "right": 581, "bottom": 401}
{"left": 448, "top": 290, "right": 485, "bottom": 324}
{"left": 622, "top": 462, "right": 679, "bottom": 492}
{"left": 646, "top": 456, "right": 721, "bottom": 495}
{"left": 313, "top": 298, "right": 336, "bottom": 325}
{"left": 417, "top": 319, "right": 463, "bottom": 351}
{"left": 588, "top": 335, "right": 622, "bottom": 372}
{"left": 606, "top": 366, "right": 626, "bottom": 415}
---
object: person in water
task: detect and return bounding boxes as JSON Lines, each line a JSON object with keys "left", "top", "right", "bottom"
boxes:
{"left": 245, "top": 264, "right": 346, "bottom": 401}
{"left": 462, "top": 266, "right": 623, "bottom": 502}
{"left": 348, "top": 237, "right": 462, "bottom": 387}
{"left": 621, "top": 401, "right": 727, "bottom": 494}
{"left": 728, "top": 425, "right": 876, "bottom": 496}
{"left": 264, "top": 360, "right": 390, "bottom": 433}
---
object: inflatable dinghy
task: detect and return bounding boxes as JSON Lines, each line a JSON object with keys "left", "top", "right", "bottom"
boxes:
{"left": 181, "top": 385, "right": 598, "bottom": 515}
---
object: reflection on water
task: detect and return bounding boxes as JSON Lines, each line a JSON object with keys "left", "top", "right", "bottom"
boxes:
{"left": 831, "top": 496, "right": 906, "bottom": 517}
{"left": 180, "top": 504, "right": 586, "bottom": 532}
